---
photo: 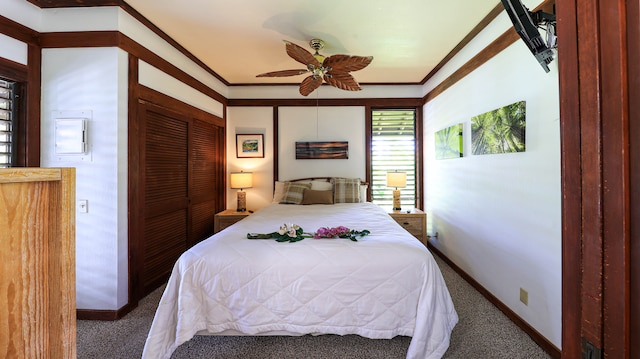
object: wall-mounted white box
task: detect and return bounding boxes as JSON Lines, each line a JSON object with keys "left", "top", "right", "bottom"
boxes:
{"left": 55, "top": 118, "right": 87, "bottom": 154}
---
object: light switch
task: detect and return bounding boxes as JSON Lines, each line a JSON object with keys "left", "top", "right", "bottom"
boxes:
{"left": 78, "top": 199, "right": 88, "bottom": 213}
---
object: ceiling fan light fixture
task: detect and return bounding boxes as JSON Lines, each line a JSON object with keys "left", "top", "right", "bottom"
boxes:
{"left": 258, "top": 38, "right": 373, "bottom": 96}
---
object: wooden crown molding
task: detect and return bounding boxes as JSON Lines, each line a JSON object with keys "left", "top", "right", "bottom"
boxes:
{"left": 26, "top": 0, "right": 122, "bottom": 8}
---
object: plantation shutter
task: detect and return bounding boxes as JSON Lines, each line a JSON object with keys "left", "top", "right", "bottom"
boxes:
{"left": 371, "top": 109, "right": 416, "bottom": 208}
{"left": 0, "top": 79, "right": 16, "bottom": 168}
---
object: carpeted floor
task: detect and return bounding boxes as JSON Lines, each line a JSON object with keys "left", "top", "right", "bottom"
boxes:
{"left": 77, "top": 255, "right": 552, "bottom": 358}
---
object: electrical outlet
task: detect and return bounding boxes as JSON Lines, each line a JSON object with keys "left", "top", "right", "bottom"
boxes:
{"left": 520, "top": 288, "right": 528, "bottom": 306}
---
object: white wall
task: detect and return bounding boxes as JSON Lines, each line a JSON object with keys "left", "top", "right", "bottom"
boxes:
{"left": 226, "top": 107, "right": 274, "bottom": 210}
{"left": 0, "top": 33, "right": 28, "bottom": 65}
{"left": 2, "top": 0, "right": 41, "bottom": 31}
{"left": 278, "top": 106, "right": 366, "bottom": 181}
{"left": 139, "top": 61, "right": 224, "bottom": 117}
{"left": 423, "top": 8, "right": 562, "bottom": 347}
{"left": 41, "top": 47, "right": 129, "bottom": 309}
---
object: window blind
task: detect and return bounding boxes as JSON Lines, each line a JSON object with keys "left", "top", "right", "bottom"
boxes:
{"left": 0, "top": 79, "right": 16, "bottom": 168}
{"left": 371, "top": 109, "right": 416, "bottom": 208}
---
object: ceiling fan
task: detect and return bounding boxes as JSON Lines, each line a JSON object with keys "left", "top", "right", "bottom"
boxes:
{"left": 257, "top": 39, "right": 374, "bottom": 96}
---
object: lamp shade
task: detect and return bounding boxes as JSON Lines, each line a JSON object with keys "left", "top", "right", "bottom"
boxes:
{"left": 230, "top": 171, "right": 253, "bottom": 189}
{"left": 386, "top": 171, "right": 407, "bottom": 188}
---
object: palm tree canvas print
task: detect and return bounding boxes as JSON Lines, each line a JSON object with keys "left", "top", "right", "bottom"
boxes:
{"left": 435, "top": 123, "right": 463, "bottom": 159}
{"left": 471, "top": 101, "right": 526, "bottom": 155}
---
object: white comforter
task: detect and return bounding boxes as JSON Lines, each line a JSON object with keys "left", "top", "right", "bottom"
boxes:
{"left": 142, "top": 203, "right": 458, "bottom": 359}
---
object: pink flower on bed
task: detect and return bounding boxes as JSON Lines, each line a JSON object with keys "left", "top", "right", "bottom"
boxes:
{"left": 314, "top": 226, "right": 351, "bottom": 239}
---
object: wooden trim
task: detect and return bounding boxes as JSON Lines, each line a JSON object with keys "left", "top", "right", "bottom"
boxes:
{"left": 599, "top": 1, "right": 631, "bottom": 357}
{"left": 76, "top": 304, "right": 132, "bottom": 321}
{"left": 138, "top": 86, "right": 224, "bottom": 127}
{"left": 421, "top": 2, "right": 505, "bottom": 84}
{"left": 25, "top": 43, "right": 41, "bottom": 167}
{"left": 556, "top": 0, "right": 582, "bottom": 356}
{"left": 0, "top": 57, "right": 29, "bottom": 167}
{"left": 39, "top": 30, "right": 119, "bottom": 48}
{"left": 364, "top": 106, "right": 372, "bottom": 202}
{"left": 27, "top": 0, "right": 121, "bottom": 7}
{"left": 427, "top": 243, "right": 561, "bottom": 359}
{"left": 228, "top": 98, "right": 422, "bottom": 107}
{"left": 576, "top": 0, "right": 605, "bottom": 352}
{"left": 0, "top": 14, "right": 39, "bottom": 44}
{"left": 273, "top": 106, "right": 279, "bottom": 181}
{"left": 119, "top": 34, "right": 227, "bottom": 105}
{"left": 127, "top": 54, "right": 141, "bottom": 308}
{"left": 424, "top": 30, "right": 518, "bottom": 104}
{"left": 415, "top": 106, "right": 424, "bottom": 210}
{"left": 0, "top": 58, "right": 28, "bottom": 82}
{"left": 628, "top": 0, "right": 640, "bottom": 350}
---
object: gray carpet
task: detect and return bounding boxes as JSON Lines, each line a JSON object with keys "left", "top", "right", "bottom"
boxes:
{"left": 77, "top": 255, "right": 551, "bottom": 358}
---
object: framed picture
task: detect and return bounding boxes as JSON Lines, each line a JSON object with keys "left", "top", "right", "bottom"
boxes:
{"left": 236, "top": 134, "right": 264, "bottom": 158}
{"left": 295, "top": 141, "right": 349, "bottom": 159}
{"left": 435, "top": 123, "right": 463, "bottom": 160}
{"left": 471, "top": 101, "right": 526, "bottom": 155}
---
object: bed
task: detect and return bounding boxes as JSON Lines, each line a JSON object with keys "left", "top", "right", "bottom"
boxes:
{"left": 142, "top": 179, "right": 458, "bottom": 359}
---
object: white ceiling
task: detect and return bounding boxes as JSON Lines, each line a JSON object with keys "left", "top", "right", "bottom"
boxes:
{"left": 124, "top": 0, "right": 501, "bottom": 86}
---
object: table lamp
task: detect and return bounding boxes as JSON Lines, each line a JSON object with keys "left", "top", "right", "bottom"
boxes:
{"left": 386, "top": 171, "right": 407, "bottom": 211}
{"left": 230, "top": 171, "right": 253, "bottom": 212}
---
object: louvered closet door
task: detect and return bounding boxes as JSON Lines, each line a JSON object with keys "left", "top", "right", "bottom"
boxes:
{"left": 189, "top": 119, "right": 222, "bottom": 247}
{"left": 141, "top": 105, "right": 189, "bottom": 294}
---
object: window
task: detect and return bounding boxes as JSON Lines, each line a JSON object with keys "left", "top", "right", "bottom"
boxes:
{"left": 0, "top": 79, "right": 18, "bottom": 168}
{"left": 370, "top": 109, "right": 416, "bottom": 209}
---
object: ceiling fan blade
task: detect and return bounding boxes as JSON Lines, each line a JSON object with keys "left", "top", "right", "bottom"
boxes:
{"left": 256, "top": 69, "right": 309, "bottom": 77}
{"left": 299, "top": 75, "right": 323, "bottom": 96}
{"left": 284, "top": 40, "right": 321, "bottom": 68}
{"left": 323, "top": 55, "right": 373, "bottom": 73}
{"left": 324, "top": 72, "right": 362, "bottom": 91}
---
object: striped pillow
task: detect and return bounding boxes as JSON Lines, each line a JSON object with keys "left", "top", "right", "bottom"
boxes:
{"left": 332, "top": 177, "right": 361, "bottom": 203}
{"left": 280, "top": 182, "right": 312, "bottom": 204}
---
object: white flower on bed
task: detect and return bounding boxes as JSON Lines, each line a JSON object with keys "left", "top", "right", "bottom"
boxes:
{"left": 278, "top": 223, "right": 300, "bottom": 238}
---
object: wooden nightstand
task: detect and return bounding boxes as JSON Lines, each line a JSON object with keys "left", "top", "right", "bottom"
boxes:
{"left": 389, "top": 208, "right": 427, "bottom": 245}
{"left": 214, "top": 209, "right": 252, "bottom": 233}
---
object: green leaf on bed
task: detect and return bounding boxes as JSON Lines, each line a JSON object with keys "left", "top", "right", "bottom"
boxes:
{"left": 247, "top": 233, "right": 275, "bottom": 239}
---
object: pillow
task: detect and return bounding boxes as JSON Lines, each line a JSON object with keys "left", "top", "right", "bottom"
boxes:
{"left": 301, "top": 189, "right": 334, "bottom": 205}
{"left": 332, "top": 177, "right": 361, "bottom": 203}
{"left": 280, "top": 182, "right": 312, "bottom": 204}
{"left": 273, "top": 181, "right": 313, "bottom": 203}
{"left": 272, "top": 181, "right": 286, "bottom": 203}
{"left": 359, "top": 184, "right": 368, "bottom": 202}
{"left": 310, "top": 180, "right": 333, "bottom": 191}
